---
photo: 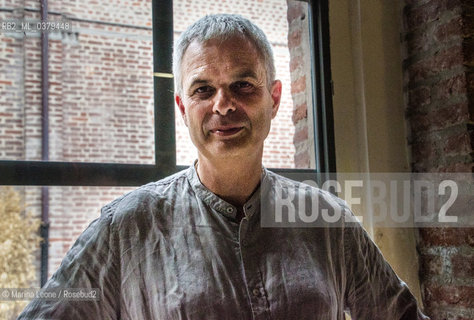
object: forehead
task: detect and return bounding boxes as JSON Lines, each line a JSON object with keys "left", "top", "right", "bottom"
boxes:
{"left": 180, "top": 36, "right": 265, "bottom": 85}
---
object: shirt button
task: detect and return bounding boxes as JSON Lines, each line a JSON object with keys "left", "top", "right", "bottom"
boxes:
{"left": 241, "top": 239, "right": 249, "bottom": 247}
{"left": 226, "top": 207, "right": 234, "bottom": 214}
{"left": 252, "top": 288, "right": 260, "bottom": 297}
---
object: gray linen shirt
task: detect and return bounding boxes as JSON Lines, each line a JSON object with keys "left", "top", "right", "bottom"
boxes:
{"left": 18, "top": 166, "right": 429, "bottom": 320}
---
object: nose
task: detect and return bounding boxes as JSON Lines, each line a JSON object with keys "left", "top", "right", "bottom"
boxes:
{"left": 212, "top": 89, "right": 236, "bottom": 116}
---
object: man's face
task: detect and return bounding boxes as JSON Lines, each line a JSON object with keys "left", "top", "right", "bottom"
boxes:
{"left": 175, "top": 36, "right": 282, "bottom": 162}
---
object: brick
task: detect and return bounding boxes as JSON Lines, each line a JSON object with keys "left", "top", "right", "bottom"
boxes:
{"left": 424, "top": 285, "right": 473, "bottom": 308}
{"left": 286, "top": 1, "right": 306, "bottom": 22}
{"left": 434, "top": 73, "right": 467, "bottom": 101}
{"left": 451, "top": 253, "right": 474, "bottom": 278}
{"left": 411, "top": 139, "right": 436, "bottom": 164}
{"left": 468, "top": 71, "right": 474, "bottom": 94}
{"left": 410, "top": 103, "right": 469, "bottom": 132}
{"left": 443, "top": 131, "right": 471, "bottom": 155}
{"left": 405, "top": 15, "right": 463, "bottom": 54}
{"left": 437, "top": 162, "right": 474, "bottom": 172}
{"left": 464, "top": 6, "right": 474, "bottom": 37}
{"left": 407, "top": 45, "right": 464, "bottom": 83}
{"left": 435, "top": 15, "right": 464, "bottom": 42}
{"left": 419, "top": 227, "right": 474, "bottom": 246}
{"left": 419, "top": 253, "right": 444, "bottom": 276}
{"left": 294, "top": 151, "right": 310, "bottom": 168}
{"left": 293, "top": 127, "right": 308, "bottom": 144}
{"left": 425, "top": 307, "right": 474, "bottom": 320}
{"left": 289, "top": 55, "right": 303, "bottom": 72}
{"left": 290, "top": 75, "right": 306, "bottom": 94}
{"left": 408, "top": 86, "right": 431, "bottom": 109}
{"left": 292, "top": 103, "right": 307, "bottom": 124}
{"left": 405, "top": 0, "right": 462, "bottom": 31}
{"left": 288, "top": 28, "right": 302, "bottom": 48}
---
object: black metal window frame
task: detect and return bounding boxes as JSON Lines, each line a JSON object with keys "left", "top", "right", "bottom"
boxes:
{"left": 0, "top": 0, "right": 335, "bottom": 187}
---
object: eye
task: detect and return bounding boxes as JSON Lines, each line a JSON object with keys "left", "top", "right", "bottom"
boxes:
{"left": 232, "top": 81, "right": 255, "bottom": 94}
{"left": 234, "top": 81, "right": 253, "bottom": 89}
{"left": 193, "top": 86, "right": 215, "bottom": 98}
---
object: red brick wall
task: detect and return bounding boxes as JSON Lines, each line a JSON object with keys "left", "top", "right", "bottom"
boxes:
{"left": 403, "top": 0, "right": 474, "bottom": 318}
{"left": 0, "top": 34, "right": 24, "bottom": 159}
{"left": 0, "top": 1, "right": 155, "bottom": 273}
{"left": 286, "top": 0, "right": 314, "bottom": 169}
{"left": 49, "top": 28, "right": 155, "bottom": 164}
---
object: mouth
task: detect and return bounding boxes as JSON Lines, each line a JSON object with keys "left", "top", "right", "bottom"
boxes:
{"left": 209, "top": 126, "right": 244, "bottom": 137}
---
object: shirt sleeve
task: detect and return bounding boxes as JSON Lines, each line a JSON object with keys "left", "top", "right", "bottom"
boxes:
{"left": 17, "top": 204, "right": 121, "bottom": 320}
{"left": 343, "top": 217, "right": 430, "bottom": 320}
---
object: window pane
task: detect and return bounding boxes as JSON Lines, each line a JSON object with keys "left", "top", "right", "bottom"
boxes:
{"left": 2, "top": 1, "right": 318, "bottom": 169}
{"left": 173, "top": 0, "right": 316, "bottom": 169}
{"left": 0, "top": 2, "right": 155, "bottom": 164}
{"left": 0, "top": 184, "right": 134, "bottom": 318}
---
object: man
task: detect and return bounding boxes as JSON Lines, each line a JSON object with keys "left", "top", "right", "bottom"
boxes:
{"left": 19, "top": 14, "right": 429, "bottom": 319}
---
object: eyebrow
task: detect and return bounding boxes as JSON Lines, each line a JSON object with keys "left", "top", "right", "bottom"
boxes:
{"left": 188, "top": 78, "right": 209, "bottom": 90}
{"left": 187, "top": 69, "right": 260, "bottom": 91}
{"left": 235, "top": 69, "right": 259, "bottom": 80}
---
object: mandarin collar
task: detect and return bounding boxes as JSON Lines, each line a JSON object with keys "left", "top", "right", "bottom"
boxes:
{"left": 185, "top": 161, "right": 267, "bottom": 220}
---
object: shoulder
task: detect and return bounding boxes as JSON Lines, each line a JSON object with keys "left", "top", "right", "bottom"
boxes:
{"left": 100, "top": 167, "right": 192, "bottom": 225}
{"left": 264, "top": 169, "right": 350, "bottom": 210}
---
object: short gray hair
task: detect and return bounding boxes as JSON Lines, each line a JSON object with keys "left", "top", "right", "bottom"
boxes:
{"left": 173, "top": 14, "right": 276, "bottom": 95}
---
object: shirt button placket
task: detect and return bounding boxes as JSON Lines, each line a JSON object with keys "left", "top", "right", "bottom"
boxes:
{"left": 239, "top": 217, "right": 249, "bottom": 248}
{"left": 252, "top": 288, "right": 261, "bottom": 297}
{"left": 239, "top": 218, "right": 270, "bottom": 319}
{"left": 249, "top": 285, "right": 269, "bottom": 319}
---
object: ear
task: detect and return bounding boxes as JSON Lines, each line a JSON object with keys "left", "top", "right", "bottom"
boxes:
{"left": 175, "top": 94, "right": 188, "bottom": 126}
{"left": 270, "top": 80, "right": 282, "bottom": 119}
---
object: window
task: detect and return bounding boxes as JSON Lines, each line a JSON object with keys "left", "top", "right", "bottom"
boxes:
{"left": 0, "top": 0, "right": 335, "bottom": 292}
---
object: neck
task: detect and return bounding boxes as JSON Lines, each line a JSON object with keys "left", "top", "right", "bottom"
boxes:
{"left": 196, "top": 153, "right": 263, "bottom": 206}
